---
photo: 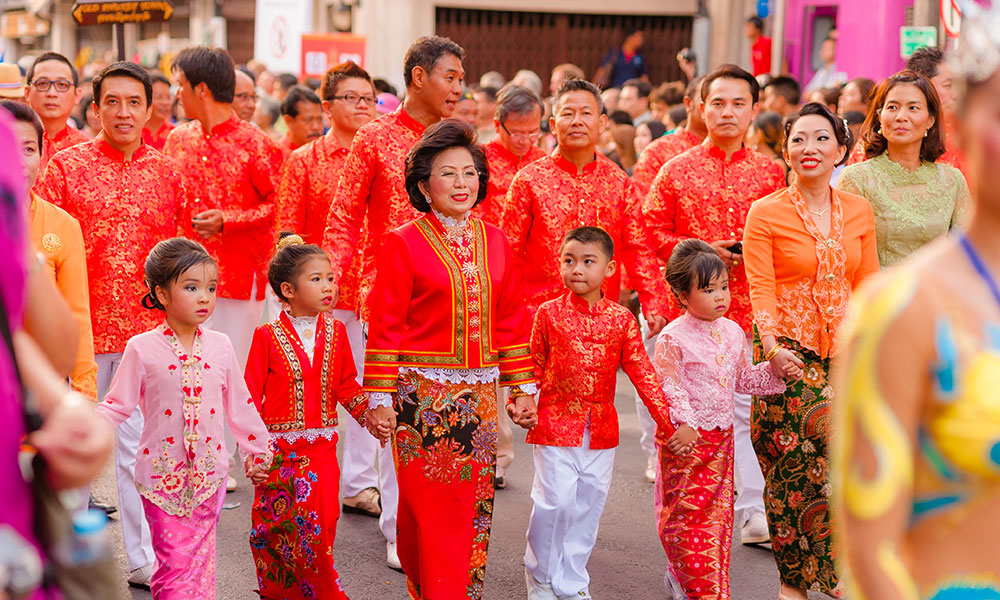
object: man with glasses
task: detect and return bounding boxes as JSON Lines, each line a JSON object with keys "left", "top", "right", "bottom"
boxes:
{"left": 278, "top": 85, "right": 323, "bottom": 160}
{"left": 322, "top": 35, "right": 465, "bottom": 572}
{"left": 232, "top": 69, "right": 258, "bottom": 122}
{"left": 25, "top": 52, "right": 87, "bottom": 178}
{"left": 473, "top": 84, "right": 546, "bottom": 227}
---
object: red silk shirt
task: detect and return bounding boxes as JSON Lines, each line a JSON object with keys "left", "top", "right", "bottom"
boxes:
{"left": 323, "top": 106, "right": 425, "bottom": 321}
{"left": 142, "top": 121, "right": 175, "bottom": 152}
{"left": 245, "top": 311, "right": 368, "bottom": 431}
{"left": 526, "top": 293, "right": 675, "bottom": 449}
{"left": 36, "top": 139, "right": 187, "bottom": 354}
{"left": 631, "top": 128, "right": 701, "bottom": 199}
{"left": 278, "top": 134, "right": 299, "bottom": 162}
{"left": 275, "top": 132, "right": 362, "bottom": 313}
{"left": 500, "top": 151, "right": 669, "bottom": 319}
{"left": 473, "top": 138, "right": 546, "bottom": 227}
{"left": 363, "top": 214, "right": 534, "bottom": 393}
{"left": 164, "top": 114, "right": 283, "bottom": 301}
{"left": 642, "top": 142, "right": 785, "bottom": 331}
{"left": 34, "top": 125, "right": 89, "bottom": 193}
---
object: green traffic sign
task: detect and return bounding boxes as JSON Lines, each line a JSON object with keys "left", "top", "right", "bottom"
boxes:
{"left": 900, "top": 26, "right": 937, "bottom": 59}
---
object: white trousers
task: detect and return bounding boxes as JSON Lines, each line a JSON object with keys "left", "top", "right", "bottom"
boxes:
{"left": 634, "top": 314, "right": 658, "bottom": 458}
{"left": 525, "top": 426, "right": 615, "bottom": 598}
{"left": 98, "top": 352, "right": 154, "bottom": 571}
{"left": 205, "top": 293, "right": 264, "bottom": 470}
{"left": 333, "top": 310, "right": 398, "bottom": 543}
{"left": 733, "top": 391, "right": 765, "bottom": 526}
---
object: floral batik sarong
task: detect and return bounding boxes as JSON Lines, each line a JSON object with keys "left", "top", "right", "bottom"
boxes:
{"left": 655, "top": 427, "right": 735, "bottom": 599}
{"left": 142, "top": 486, "right": 226, "bottom": 599}
{"left": 250, "top": 432, "right": 348, "bottom": 600}
{"left": 392, "top": 370, "right": 498, "bottom": 600}
{"left": 751, "top": 334, "right": 839, "bottom": 592}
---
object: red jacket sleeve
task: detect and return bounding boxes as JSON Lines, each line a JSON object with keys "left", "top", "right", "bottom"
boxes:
{"left": 362, "top": 231, "right": 413, "bottom": 392}
{"left": 619, "top": 179, "right": 670, "bottom": 318}
{"left": 331, "top": 318, "right": 368, "bottom": 426}
{"left": 641, "top": 166, "right": 682, "bottom": 264}
{"left": 324, "top": 132, "right": 376, "bottom": 280}
{"left": 244, "top": 325, "right": 271, "bottom": 414}
{"left": 620, "top": 317, "right": 676, "bottom": 439}
{"left": 493, "top": 231, "right": 534, "bottom": 387}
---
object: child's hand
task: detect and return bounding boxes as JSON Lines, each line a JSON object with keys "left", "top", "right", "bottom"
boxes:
{"left": 366, "top": 406, "right": 396, "bottom": 446}
{"left": 244, "top": 455, "right": 269, "bottom": 485}
{"left": 507, "top": 395, "right": 538, "bottom": 429}
{"left": 666, "top": 424, "right": 699, "bottom": 456}
{"left": 769, "top": 348, "right": 805, "bottom": 381}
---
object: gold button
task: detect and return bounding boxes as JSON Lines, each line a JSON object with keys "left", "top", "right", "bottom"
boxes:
{"left": 824, "top": 273, "right": 835, "bottom": 282}
{"left": 825, "top": 306, "right": 834, "bottom": 315}
{"left": 194, "top": 197, "right": 200, "bottom": 203}
{"left": 201, "top": 156, "right": 208, "bottom": 162}
{"left": 728, "top": 207, "right": 734, "bottom": 213}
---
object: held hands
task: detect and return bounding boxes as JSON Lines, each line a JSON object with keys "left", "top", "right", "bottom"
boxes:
{"left": 191, "top": 209, "right": 224, "bottom": 239}
{"left": 244, "top": 455, "right": 269, "bottom": 485}
{"left": 31, "top": 394, "right": 113, "bottom": 490}
{"left": 770, "top": 348, "right": 805, "bottom": 381}
{"left": 506, "top": 395, "right": 538, "bottom": 429}
{"left": 365, "top": 406, "right": 396, "bottom": 447}
{"left": 666, "top": 424, "right": 699, "bottom": 456}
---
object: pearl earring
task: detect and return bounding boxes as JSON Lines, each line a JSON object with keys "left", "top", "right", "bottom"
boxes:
{"left": 924, "top": 129, "right": 929, "bottom": 137}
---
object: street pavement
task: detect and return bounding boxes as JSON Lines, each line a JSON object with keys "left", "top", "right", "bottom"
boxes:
{"left": 94, "top": 373, "right": 836, "bottom": 599}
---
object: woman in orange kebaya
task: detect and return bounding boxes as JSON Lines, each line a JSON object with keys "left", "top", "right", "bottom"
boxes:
{"left": 363, "top": 119, "right": 536, "bottom": 600}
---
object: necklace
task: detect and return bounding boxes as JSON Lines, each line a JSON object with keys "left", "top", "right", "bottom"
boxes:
{"left": 959, "top": 234, "right": 1000, "bottom": 310}
{"left": 808, "top": 205, "right": 830, "bottom": 217}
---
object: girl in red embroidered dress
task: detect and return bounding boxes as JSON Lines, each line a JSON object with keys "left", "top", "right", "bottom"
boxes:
{"left": 245, "top": 235, "right": 376, "bottom": 600}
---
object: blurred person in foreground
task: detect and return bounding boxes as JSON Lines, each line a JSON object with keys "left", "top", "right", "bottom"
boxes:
{"left": 833, "top": 8, "right": 1000, "bottom": 598}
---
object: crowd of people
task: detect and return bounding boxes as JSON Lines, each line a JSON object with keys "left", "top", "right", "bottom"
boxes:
{"left": 0, "top": 6, "right": 998, "bottom": 600}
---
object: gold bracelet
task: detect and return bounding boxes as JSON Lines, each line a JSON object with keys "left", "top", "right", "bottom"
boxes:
{"left": 764, "top": 343, "right": 783, "bottom": 361}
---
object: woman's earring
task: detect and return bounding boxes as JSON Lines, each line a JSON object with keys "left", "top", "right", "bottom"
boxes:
{"left": 923, "top": 129, "right": 929, "bottom": 138}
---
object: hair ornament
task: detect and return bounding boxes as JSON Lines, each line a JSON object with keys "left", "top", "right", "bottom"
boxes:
{"left": 276, "top": 234, "right": 305, "bottom": 251}
{"left": 949, "top": 1, "right": 1000, "bottom": 90}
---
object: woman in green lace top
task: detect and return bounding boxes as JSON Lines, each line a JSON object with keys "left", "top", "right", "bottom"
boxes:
{"left": 837, "top": 70, "right": 970, "bottom": 267}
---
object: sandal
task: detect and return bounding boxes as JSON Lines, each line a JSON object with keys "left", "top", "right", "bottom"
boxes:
{"left": 342, "top": 486, "right": 382, "bottom": 518}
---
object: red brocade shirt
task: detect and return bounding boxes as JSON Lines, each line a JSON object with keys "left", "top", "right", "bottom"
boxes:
{"left": 362, "top": 214, "right": 534, "bottom": 393}
{"left": 37, "top": 125, "right": 89, "bottom": 180}
{"left": 164, "top": 114, "right": 283, "bottom": 301}
{"left": 245, "top": 311, "right": 368, "bottom": 433}
{"left": 36, "top": 140, "right": 187, "bottom": 354}
{"left": 501, "top": 151, "right": 669, "bottom": 319}
{"left": 631, "top": 128, "right": 701, "bottom": 199}
{"left": 142, "top": 121, "right": 175, "bottom": 151}
{"left": 526, "top": 293, "right": 675, "bottom": 449}
{"left": 324, "top": 106, "right": 425, "bottom": 321}
{"left": 642, "top": 142, "right": 785, "bottom": 331}
{"left": 275, "top": 132, "right": 362, "bottom": 313}
{"left": 473, "top": 138, "right": 546, "bottom": 227}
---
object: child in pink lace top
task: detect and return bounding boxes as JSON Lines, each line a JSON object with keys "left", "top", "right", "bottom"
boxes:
{"left": 97, "top": 238, "right": 272, "bottom": 600}
{"left": 652, "top": 239, "right": 785, "bottom": 600}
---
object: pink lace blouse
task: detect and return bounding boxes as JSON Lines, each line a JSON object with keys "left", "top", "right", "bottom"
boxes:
{"left": 653, "top": 313, "right": 785, "bottom": 431}
{"left": 97, "top": 324, "right": 272, "bottom": 516}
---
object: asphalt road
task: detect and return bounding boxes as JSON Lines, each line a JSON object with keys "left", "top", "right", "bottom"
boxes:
{"left": 93, "top": 373, "right": 838, "bottom": 600}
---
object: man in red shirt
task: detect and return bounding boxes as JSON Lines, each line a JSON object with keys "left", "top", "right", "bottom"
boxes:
{"left": 275, "top": 61, "right": 381, "bottom": 523}
{"left": 24, "top": 52, "right": 88, "bottom": 179}
{"left": 323, "top": 34, "right": 465, "bottom": 571}
{"left": 643, "top": 64, "right": 785, "bottom": 547}
{"left": 631, "top": 76, "right": 706, "bottom": 199}
{"left": 746, "top": 16, "right": 772, "bottom": 77}
{"left": 37, "top": 61, "right": 188, "bottom": 591}
{"left": 278, "top": 85, "right": 323, "bottom": 159}
{"left": 233, "top": 69, "right": 258, "bottom": 122}
{"left": 473, "top": 84, "right": 546, "bottom": 227}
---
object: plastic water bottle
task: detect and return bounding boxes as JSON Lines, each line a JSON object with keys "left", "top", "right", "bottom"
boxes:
{"left": 67, "top": 508, "right": 109, "bottom": 565}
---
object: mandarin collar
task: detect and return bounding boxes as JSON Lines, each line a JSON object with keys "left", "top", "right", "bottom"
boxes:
{"left": 395, "top": 105, "right": 426, "bottom": 135}
{"left": 568, "top": 291, "right": 607, "bottom": 314}
{"left": 679, "top": 311, "right": 723, "bottom": 332}
{"left": 703, "top": 139, "right": 748, "bottom": 163}
{"left": 45, "top": 126, "right": 75, "bottom": 142}
{"left": 198, "top": 112, "right": 240, "bottom": 138}
{"left": 552, "top": 150, "right": 600, "bottom": 176}
{"left": 95, "top": 137, "right": 149, "bottom": 162}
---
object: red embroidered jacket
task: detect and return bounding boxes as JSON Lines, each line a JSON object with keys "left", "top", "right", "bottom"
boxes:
{"left": 473, "top": 138, "right": 546, "bottom": 227}
{"left": 323, "top": 106, "right": 426, "bottom": 321}
{"left": 363, "top": 214, "right": 534, "bottom": 393}
{"left": 275, "top": 132, "right": 362, "bottom": 313}
{"left": 642, "top": 142, "right": 785, "bottom": 331}
{"left": 36, "top": 139, "right": 187, "bottom": 354}
{"left": 245, "top": 311, "right": 368, "bottom": 431}
{"left": 142, "top": 121, "right": 175, "bottom": 152}
{"left": 631, "top": 128, "right": 701, "bottom": 199}
{"left": 163, "top": 114, "right": 283, "bottom": 301}
{"left": 526, "top": 293, "right": 675, "bottom": 449}
{"left": 500, "top": 151, "right": 669, "bottom": 319}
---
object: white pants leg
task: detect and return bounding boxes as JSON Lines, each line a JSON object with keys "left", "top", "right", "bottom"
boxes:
{"left": 205, "top": 291, "right": 264, "bottom": 470}
{"left": 733, "top": 391, "right": 765, "bottom": 526}
{"left": 525, "top": 426, "right": 615, "bottom": 598}
{"left": 377, "top": 438, "right": 398, "bottom": 543}
{"left": 332, "top": 309, "right": 380, "bottom": 496}
{"left": 496, "top": 385, "right": 514, "bottom": 473}
{"left": 634, "top": 314, "right": 658, "bottom": 458}
{"left": 99, "top": 352, "right": 153, "bottom": 571}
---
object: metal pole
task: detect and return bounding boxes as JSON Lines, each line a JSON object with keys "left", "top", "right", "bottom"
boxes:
{"left": 770, "top": 0, "right": 786, "bottom": 75}
{"left": 115, "top": 22, "right": 125, "bottom": 60}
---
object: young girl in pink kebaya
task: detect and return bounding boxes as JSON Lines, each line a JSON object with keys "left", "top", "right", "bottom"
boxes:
{"left": 97, "top": 238, "right": 272, "bottom": 599}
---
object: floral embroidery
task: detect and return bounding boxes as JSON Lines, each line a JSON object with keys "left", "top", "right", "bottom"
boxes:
{"left": 472, "top": 139, "right": 546, "bottom": 226}
{"left": 631, "top": 128, "right": 701, "bottom": 198}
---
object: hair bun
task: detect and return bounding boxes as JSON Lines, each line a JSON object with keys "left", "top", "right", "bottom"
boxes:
{"left": 276, "top": 234, "right": 305, "bottom": 251}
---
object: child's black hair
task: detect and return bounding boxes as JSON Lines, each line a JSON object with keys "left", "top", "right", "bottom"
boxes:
{"left": 560, "top": 226, "right": 614, "bottom": 260}
{"left": 142, "top": 237, "right": 216, "bottom": 311}
{"left": 268, "top": 232, "right": 330, "bottom": 302}
{"left": 664, "top": 239, "right": 728, "bottom": 308}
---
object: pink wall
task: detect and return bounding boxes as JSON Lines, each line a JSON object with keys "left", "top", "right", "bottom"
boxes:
{"left": 783, "top": 0, "right": 911, "bottom": 84}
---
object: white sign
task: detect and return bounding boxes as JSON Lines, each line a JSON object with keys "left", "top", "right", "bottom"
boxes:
{"left": 254, "top": 0, "right": 312, "bottom": 75}
{"left": 941, "top": 0, "right": 962, "bottom": 38}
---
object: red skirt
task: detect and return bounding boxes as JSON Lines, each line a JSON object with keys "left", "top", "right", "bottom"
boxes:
{"left": 655, "top": 427, "right": 735, "bottom": 600}
{"left": 250, "top": 433, "right": 349, "bottom": 600}
{"left": 392, "top": 371, "right": 499, "bottom": 600}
